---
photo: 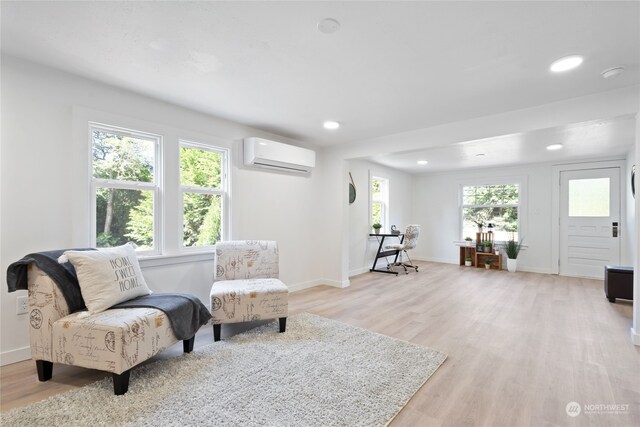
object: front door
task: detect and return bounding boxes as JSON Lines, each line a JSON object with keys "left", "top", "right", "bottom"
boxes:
{"left": 559, "top": 167, "right": 621, "bottom": 279}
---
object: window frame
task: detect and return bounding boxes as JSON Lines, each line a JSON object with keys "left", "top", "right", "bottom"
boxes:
{"left": 179, "top": 140, "right": 230, "bottom": 251}
{"left": 89, "top": 122, "right": 163, "bottom": 255}
{"left": 459, "top": 178, "right": 525, "bottom": 242}
{"left": 370, "top": 174, "right": 390, "bottom": 231}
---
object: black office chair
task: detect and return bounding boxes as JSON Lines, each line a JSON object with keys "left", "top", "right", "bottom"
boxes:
{"left": 385, "top": 225, "right": 420, "bottom": 273}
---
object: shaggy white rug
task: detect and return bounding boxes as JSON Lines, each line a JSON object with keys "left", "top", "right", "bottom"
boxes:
{"left": 2, "top": 313, "right": 446, "bottom": 426}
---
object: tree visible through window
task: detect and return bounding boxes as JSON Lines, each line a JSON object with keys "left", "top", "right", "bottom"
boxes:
{"left": 462, "top": 184, "right": 519, "bottom": 241}
{"left": 180, "top": 143, "right": 227, "bottom": 248}
{"left": 92, "top": 126, "right": 159, "bottom": 251}
{"left": 371, "top": 176, "right": 389, "bottom": 230}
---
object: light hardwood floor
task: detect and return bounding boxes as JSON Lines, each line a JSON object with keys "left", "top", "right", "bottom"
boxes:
{"left": 2, "top": 261, "right": 639, "bottom": 426}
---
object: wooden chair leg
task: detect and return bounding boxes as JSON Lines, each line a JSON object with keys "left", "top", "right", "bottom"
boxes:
{"left": 213, "top": 324, "right": 221, "bottom": 342}
{"left": 35, "top": 360, "right": 52, "bottom": 382}
{"left": 279, "top": 317, "right": 287, "bottom": 333}
{"left": 113, "top": 370, "right": 131, "bottom": 395}
{"left": 183, "top": 336, "right": 195, "bottom": 353}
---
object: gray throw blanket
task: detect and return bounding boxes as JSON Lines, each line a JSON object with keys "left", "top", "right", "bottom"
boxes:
{"left": 114, "top": 294, "right": 211, "bottom": 340}
{"left": 7, "top": 250, "right": 211, "bottom": 340}
{"left": 6, "top": 249, "right": 93, "bottom": 313}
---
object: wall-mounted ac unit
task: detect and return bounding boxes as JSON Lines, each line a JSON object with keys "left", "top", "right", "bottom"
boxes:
{"left": 243, "top": 137, "right": 316, "bottom": 174}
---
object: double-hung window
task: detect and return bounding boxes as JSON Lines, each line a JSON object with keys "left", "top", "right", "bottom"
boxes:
{"left": 371, "top": 176, "right": 389, "bottom": 230}
{"left": 90, "top": 124, "right": 161, "bottom": 254}
{"left": 461, "top": 183, "right": 520, "bottom": 241}
{"left": 180, "top": 141, "right": 228, "bottom": 248}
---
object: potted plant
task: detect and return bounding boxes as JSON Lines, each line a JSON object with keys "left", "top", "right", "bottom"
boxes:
{"left": 465, "top": 257, "right": 473, "bottom": 267}
{"left": 501, "top": 234, "right": 523, "bottom": 273}
{"left": 475, "top": 221, "right": 484, "bottom": 233}
{"left": 464, "top": 236, "right": 473, "bottom": 247}
{"left": 484, "top": 258, "right": 493, "bottom": 270}
{"left": 481, "top": 240, "right": 492, "bottom": 253}
{"left": 372, "top": 223, "right": 382, "bottom": 235}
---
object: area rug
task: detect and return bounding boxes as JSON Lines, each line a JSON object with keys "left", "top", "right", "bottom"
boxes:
{"left": 2, "top": 313, "right": 446, "bottom": 427}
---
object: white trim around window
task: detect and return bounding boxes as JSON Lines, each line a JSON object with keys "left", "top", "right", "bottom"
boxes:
{"left": 458, "top": 175, "right": 527, "bottom": 243}
{"left": 89, "top": 122, "right": 163, "bottom": 256}
{"left": 179, "top": 140, "right": 230, "bottom": 251}
{"left": 369, "top": 173, "right": 390, "bottom": 231}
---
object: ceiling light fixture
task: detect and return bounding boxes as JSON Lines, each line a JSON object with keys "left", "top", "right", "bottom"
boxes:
{"left": 323, "top": 120, "right": 340, "bottom": 130}
{"left": 601, "top": 66, "right": 625, "bottom": 79}
{"left": 546, "top": 144, "right": 563, "bottom": 151}
{"left": 318, "top": 18, "right": 340, "bottom": 34}
{"left": 417, "top": 160, "right": 428, "bottom": 165}
{"left": 475, "top": 153, "right": 485, "bottom": 157}
{"left": 550, "top": 55, "right": 583, "bottom": 72}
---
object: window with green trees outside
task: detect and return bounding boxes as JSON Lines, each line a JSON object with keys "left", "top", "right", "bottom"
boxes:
{"left": 180, "top": 143, "right": 226, "bottom": 248}
{"left": 92, "top": 126, "right": 159, "bottom": 252}
{"left": 462, "top": 183, "right": 519, "bottom": 241}
{"left": 91, "top": 124, "right": 229, "bottom": 253}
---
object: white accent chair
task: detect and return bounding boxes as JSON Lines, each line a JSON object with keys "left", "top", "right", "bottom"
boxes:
{"left": 25, "top": 265, "right": 192, "bottom": 395}
{"left": 385, "top": 225, "right": 421, "bottom": 274}
{"left": 210, "top": 241, "right": 289, "bottom": 341}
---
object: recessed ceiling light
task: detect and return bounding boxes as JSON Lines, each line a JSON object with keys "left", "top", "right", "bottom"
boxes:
{"left": 417, "top": 160, "right": 428, "bottom": 165}
{"left": 318, "top": 18, "right": 340, "bottom": 34}
{"left": 475, "top": 153, "right": 485, "bottom": 157}
{"left": 601, "top": 66, "right": 624, "bottom": 79}
{"left": 546, "top": 144, "right": 563, "bottom": 151}
{"left": 323, "top": 120, "right": 340, "bottom": 130}
{"left": 550, "top": 55, "right": 583, "bottom": 72}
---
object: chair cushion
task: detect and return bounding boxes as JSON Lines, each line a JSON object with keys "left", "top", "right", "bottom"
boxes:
{"left": 210, "top": 278, "right": 288, "bottom": 324}
{"left": 385, "top": 244, "right": 404, "bottom": 250}
{"left": 51, "top": 307, "right": 177, "bottom": 374}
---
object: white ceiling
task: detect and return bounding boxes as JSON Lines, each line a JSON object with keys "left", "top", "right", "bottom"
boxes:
{"left": 365, "top": 114, "right": 637, "bottom": 174}
{"left": 1, "top": 1, "right": 638, "bottom": 171}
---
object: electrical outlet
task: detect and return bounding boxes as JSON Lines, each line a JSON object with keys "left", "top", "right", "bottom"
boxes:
{"left": 16, "top": 296, "right": 28, "bottom": 315}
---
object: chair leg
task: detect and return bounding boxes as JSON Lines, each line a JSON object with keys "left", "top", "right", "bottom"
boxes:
{"left": 279, "top": 317, "right": 287, "bottom": 333}
{"left": 35, "top": 360, "right": 52, "bottom": 382}
{"left": 113, "top": 369, "right": 131, "bottom": 395}
{"left": 403, "top": 251, "right": 419, "bottom": 272}
{"left": 213, "top": 324, "right": 221, "bottom": 342}
{"left": 183, "top": 336, "right": 195, "bottom": 353}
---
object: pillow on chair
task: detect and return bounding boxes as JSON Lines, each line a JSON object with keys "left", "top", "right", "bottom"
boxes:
{"left": 60, "top": 243, "right": 151, "bottom": 314}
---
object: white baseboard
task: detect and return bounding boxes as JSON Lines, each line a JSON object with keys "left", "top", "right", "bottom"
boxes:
{"left": 0, "top": 346, "right": 31, "bottom": 366}
{"left": 414, "top": 257, "right": 553, "bottom": 275}
{"left": 413, "top": 256, "right": 458, "bottom": 264}
{"left": 349, "top": 266, "right": 370, "bottom": 277}
{"left": 516, "top": 265, "right": 554, "bottom": 274}
{"left": 631, "top": 328, "right": 640, "bottom": 346}
{"left": 289, "top": 278, "right": 350, "bottom": 292}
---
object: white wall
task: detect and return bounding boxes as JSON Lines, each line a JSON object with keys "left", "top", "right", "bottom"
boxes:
{"left": 412, "top": 163, "right": 549, "bottom": 272}
{"left": 624, "top": 146, "right": 636, "bottom": 266}
{"left": 411, "top": 159, "right": 633, "bottom": 274}
{"left": 0, "top": 56, "right": 325, "bottom": 364}
{"left": 347, "top": 159, "right": 412, "bottom": 276}
{"left": 633, "top": 114, "right": 640, "bottom": 346}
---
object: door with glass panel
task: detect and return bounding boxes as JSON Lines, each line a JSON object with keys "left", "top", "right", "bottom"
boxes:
{"left": 559, "top": 168, "right": 620, "bottom": 279}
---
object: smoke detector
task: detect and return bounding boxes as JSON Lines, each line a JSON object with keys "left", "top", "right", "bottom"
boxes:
{"left": 601, "top": 67, "right": 624, "bottom": 79}
{"left": 318, "top": 18, "right": 340, "bottom": 34}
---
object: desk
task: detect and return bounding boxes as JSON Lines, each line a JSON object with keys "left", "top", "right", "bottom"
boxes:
{"left": 369, "top": 233, "right": 404, "bottom": 274}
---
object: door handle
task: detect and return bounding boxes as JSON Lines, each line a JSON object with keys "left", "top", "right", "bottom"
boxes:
{"left": 612, "top": 222, "right": 618, "bottom": 238}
